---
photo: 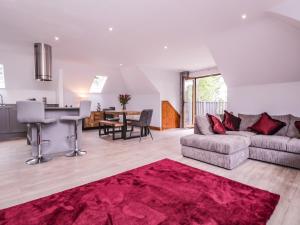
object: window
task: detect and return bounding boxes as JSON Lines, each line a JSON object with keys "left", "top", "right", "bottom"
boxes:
{"left": 0, "top": 64, "right": 5, "bottom": 88}
{"left": 195, "top": 75, "right": 227, "bottom": 116}
{"left": 89, "top": 75, "right": 107, "bottom": 93}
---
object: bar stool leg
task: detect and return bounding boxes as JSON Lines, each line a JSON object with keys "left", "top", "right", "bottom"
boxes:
{"left": 26, "top": 123, "right": 52, "bottom": 165}
{"left": 66, "top": 120, "right": 87, "bottom": 157}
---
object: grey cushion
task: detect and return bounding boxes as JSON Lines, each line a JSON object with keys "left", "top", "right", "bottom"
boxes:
{"left": 180, "top": 134, "right": 250, "bottom": 155}
{"left": 271, "top": 115, "right": 290, "bottom": 136}
{"left": 238, "top": 114, "right": 260, "bottom": 131}
{"left": 287, "top": 115, "right": 300, "bottom": 138}
{"left": 226, "top": 131, "right": 256, "bottom": 138}
{"left": 43, "top": 118, "right": 57, "bottom": 124}
{"left": 17, "top": 101, "right": 45, "bottom": 123}
{"left": 79, "top": 100, "right": 92, "bottom": 118}
{"left": 17, "top": 101, "right": 56, "bottom": 124}
{"left": 195, "top": 115, "right": 214, "bottom": 135}
{"left": 250, "top": 135, "right": 290, "bottom": 151}
{"left": 287, "top": 138, "right": 300, "bottom": 154}
{"left": 194, "top": 122, "right": 201, "bottom": 134}
{"left": 182, "top": 146, "right": 249, "bottom": 170}
{"left": 249, "top": 147, "right": 300, "bottom": 169}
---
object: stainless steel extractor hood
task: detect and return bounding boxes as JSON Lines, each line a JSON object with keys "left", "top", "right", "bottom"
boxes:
{"left": 34, "top": 43, "right": 52, "bottom": 81}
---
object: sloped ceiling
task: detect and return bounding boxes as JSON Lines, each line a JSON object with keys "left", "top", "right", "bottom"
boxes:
{"left": 1, "top": 0, "right": 300, "bottom": 92}
{"left": 0, "top": 0, "right": 283, "bottom": 71}
{"left": 208, "top": 14, "right": 300, "bottom": 87}
{"left": 60, "top": 62, "right": 126, "bottom": 96}
{"left": 120, "top": 66, "right": 159, "bottom": 94}
{"left": 271, "top": 0, "right": 300, "bottom": 22}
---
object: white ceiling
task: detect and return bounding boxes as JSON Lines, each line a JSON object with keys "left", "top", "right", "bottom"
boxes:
{"left": 0, "top": 0, "right": 285, "bottom": 71}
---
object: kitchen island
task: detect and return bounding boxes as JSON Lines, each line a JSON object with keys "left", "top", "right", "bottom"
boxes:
{"left": 29, "top": 107, "right": 82, "bottom": 156}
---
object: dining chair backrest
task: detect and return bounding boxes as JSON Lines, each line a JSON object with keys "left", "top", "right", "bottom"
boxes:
{"left": 79, "top": 100, "right": 92, "bottom": 118}
{"left": 16, "top": 101, "right": 45, "bottom": 123}
{"left": 139, "top": 109, "right": 153, "bottom": 126}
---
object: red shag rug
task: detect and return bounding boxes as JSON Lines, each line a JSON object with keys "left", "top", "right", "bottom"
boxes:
{"left": 0, "top": 159, "right": 279, "bottom": 225}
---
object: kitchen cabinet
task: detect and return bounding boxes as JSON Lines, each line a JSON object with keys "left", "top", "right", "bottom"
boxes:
{"left": 0, "top": 107, "right": 10, "bottom": 132}
{"left": 0, "top": 105, "right": 26, "bottom": 140}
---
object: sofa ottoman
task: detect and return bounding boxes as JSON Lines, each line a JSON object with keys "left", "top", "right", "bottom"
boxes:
{"left": 180, "top": 134, "right": 250, "bottom": 169}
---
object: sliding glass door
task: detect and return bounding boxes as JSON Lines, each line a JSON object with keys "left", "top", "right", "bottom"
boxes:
{"left": 183, "top": 75, "right": 227, "bottom": 128}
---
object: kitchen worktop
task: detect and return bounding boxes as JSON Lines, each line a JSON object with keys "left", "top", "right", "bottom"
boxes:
{"left": 0, "top": 104, "right": 15, "bottom": 108}
{"left": 45, "top": 107, "right": 79, "bottom": 110}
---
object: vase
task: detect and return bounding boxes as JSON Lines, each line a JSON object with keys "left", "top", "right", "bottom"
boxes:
{"left": 122, "top": 105, "right": 126, "bottom": 110}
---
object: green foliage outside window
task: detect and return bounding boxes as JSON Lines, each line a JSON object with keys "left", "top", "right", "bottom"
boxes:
{"left": 196, "top": 76, "right": 227, "bottom": 102}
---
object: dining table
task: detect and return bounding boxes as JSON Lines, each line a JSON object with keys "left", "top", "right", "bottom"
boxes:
{"left": 104, "top": 110, "right": 141, "bottom": 139}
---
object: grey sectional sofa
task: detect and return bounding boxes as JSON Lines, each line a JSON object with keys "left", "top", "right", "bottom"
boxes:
{"left": 180, "top": 114, "right": 300, "bottom": 169}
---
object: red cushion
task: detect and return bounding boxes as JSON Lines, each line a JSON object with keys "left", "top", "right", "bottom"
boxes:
{"left": 207, "top": 114, "right": 226, "bottom": 134}
{"left": 222, "top": 110, "right": 241, "bottom": 131}
{"left": 249, "top": 113, "right": 286, "bottom": 135}
{"left": 295, "top": 121, "right": 300, "bottom": 133}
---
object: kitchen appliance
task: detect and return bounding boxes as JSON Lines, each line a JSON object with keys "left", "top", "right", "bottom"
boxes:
{"left": 34, "top": 43, "right": 52, "bottom": 81}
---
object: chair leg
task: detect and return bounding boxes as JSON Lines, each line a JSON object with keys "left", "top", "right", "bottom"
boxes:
{"left": 139, "top": 127, "right": 143, "bottom": 142}
{"left": 66, "top": 120, "right": 86, "bottom": 157}
{"left": 26, "top": 123, "right": 51, "bottom": 165}
{"left": 112, "top": 126, "right": 115, "bottom": 140}
{"left": 130, "top": 126, "right": 134, "bottom": 137}
{"left": 148, "top": 127, "right": 153, "bottom": 140}
{"left": 99, "top": 125, "right": 102, "bottom": 136}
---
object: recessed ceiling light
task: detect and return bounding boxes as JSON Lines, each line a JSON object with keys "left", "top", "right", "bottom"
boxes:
{"left": 119, "top": 64, "right": 123, "bottom": 66}
{"left": 54, "top": 36, "right": 60, "bottom": 41}
{"left": 164, "top": 46, "right": 168, "bottom": 49}
{"left": 108, "top": 27, "right": 113, "bottom": 31}
{"left": 241, "top": 14, "right": 247, "bottom": 20}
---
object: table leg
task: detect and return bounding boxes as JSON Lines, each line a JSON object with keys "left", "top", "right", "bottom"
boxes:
{"left": 122, "top": 112, "right": 127, "bottom": 139}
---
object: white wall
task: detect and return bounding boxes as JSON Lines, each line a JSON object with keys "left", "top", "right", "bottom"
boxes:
{"left": 120, "top": 66, "right": 180, "bottom": 127}
{"left": 228, "top": 81, "right": 300, "bottom": 116}
{"left": 58, "top": 60, "right": 126, "bottom": 109}
{"left": 0, "top": 40, "right": 177, "bottom": 128}
{"left": 0, "top": 40, "right": 127, "bottom": 109}
{"left": 118, "top": 66, "right": 161, "bottom": 127}
{"left": 127, "top": 94, "right": 161, "bottom": 127}
{"left": 0, "top": 41, "right": 58, "bottom": 103}
{"left": 207, "top": 14, "right": 300, "bottom": 117}
{"left": 189, "top": 67, "right": 220, "bottom": 78}
{"left": 140, "top": 66, "right": 180, "bottom": 112}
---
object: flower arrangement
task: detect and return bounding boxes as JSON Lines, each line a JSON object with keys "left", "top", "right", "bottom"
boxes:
{"left": 119, "top": 94, "right": 131, "bottom": 110}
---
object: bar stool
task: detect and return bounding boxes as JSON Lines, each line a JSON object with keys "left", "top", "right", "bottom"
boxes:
{"left": 16, "top": 101, "right": 57, "bottom": 165}
{"left": 60, "top": 100, "right": 91, "bottom": 157}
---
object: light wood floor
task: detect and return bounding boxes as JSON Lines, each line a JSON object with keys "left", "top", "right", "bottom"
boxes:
{"left": 0, "top": 129, "right": 299, "bottom": 225}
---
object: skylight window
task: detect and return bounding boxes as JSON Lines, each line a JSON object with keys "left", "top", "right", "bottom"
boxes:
{"left": 0, "top": 64, "right": 5, "bottom": 89}
{"left": 89, "top": 75, "right": 107, "bottom": 93}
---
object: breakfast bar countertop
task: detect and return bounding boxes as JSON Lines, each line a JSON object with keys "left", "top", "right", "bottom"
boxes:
{"left": 45, "top": 107, "right": 79, "bottom": 110}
